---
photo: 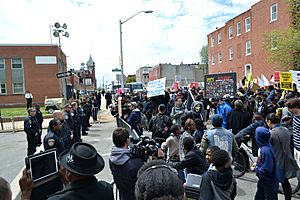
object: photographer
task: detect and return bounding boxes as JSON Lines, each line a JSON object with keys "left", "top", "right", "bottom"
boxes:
{"left": 109, "top": 127, "right": 144, "bottom": 200}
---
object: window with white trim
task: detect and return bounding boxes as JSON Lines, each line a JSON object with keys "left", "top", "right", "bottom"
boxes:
{"left": 0, "top": 83, "right": 6, "bottom": 94}
{"left": 217, "top": 33, "right": 221, "bottom": 44}
{"left": 211, "top": 36, "right": 215, "bottom": 47}
{"left": 85, "top": 78, "right": 92, "bottom": 86}
{"left": 218, "top": 52, "right": 222, "bottom": 63}
{"left": 0, "top": 58, "right": 4, "bottom": 69}
{"left": 245, "top": 17, "right": 251, "bottom": 32}
{"left": 237, "top": 21, "right": 241, "bottom": 36}
{"left": 229, "top": 47, "right": 233, "bottom": 60}
{"left": 229, "top": 26, "right": 233, "bottom": 39}
{"left": 13, "top": 83, "right": 24, "bottom": 94}
{"left": 270, "top": 3, "right": 278, "bottom": 22}
{"left": 211, "top": 54, "right": 215, "bottom": 65}
{"left": 12, "top": 58, "right": 22, "bottom": 68}
{"left": 246, "top": 40, "right": 251, "bottom": 56}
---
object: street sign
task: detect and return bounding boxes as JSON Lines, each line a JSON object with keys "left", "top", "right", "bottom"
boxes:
{"left": 56, "top": 70, "right": 72, "bottom": 78}
{"left": 112, "top": 68, "right": 121, "bottom": 72}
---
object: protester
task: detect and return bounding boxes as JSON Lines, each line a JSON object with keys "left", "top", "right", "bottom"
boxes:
{"left": 19, "top": 142, "right": 114, "bottom": 200}
{"left": 0, "top": 177, "right": 12, "bottom": 200}
{"left": 135, "top": 160, "right": 184, "bottom": 200}
{"left": 286, "top": 98, "right": 300, "bottom": 153}
{"left": 127, "top": 102, "right": 143, "bottom": 136}
{"left": 109, "top": 127, "right": 144, "bottom": 200}
{"left": 205, "top": 145, "right": 220, "bottom": 165}
{"left": 179, "top": 118, "right": 196, "bottom": 161}
{"left": 24, "top": 108, "right": 39, "bottom": 156}
{"left": 216, "top": 94, "right": 233, "bottom": 128}
{"left": 161, "top": 124, "right": 181, "bottom": 162}
{"left": 193, "top": 118, "right": 206, "bottom": 144}
{"left": 267, "top": 113, "right": 298, "bottom": 200}
{"left": 105, "top": 91, "right": 113, "bottom": 109}
{"left": 170, "top": 96, "right": 185, "bottom": 125}
{"left": 251, "top": 127, "right": 279, "bottom": 200}
{"left": 199, "top": 149, "right": 237, "bottom": 200}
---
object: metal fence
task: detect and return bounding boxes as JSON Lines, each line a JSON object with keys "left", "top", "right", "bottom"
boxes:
{"left": 0, "top": 116, "right": 52, "bottom": 133}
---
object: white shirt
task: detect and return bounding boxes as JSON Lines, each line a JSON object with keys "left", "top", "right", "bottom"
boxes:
{"left": 25, "top": 93, "right": 33, "bottom": 99}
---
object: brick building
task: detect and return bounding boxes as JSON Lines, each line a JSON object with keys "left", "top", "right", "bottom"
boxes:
{"left": 207, "top": 0, "right": 292, "bottom": 83}
{"left": 148, "top": 63, "right": 207, "bottom": 88}
{"left": 136, "top": 66, "right": 152, "bottom": 85}
{"left": 0, "top": 44, "right": 67, "bottom": 106}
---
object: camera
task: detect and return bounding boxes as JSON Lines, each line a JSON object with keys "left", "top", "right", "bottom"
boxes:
{"left": 129, "top": 136, "right": 160, "bottom": 162}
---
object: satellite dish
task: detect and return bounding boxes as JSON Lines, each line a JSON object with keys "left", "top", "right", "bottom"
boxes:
{"left": 54, "top": 22, "right": 60, "bottom": 29}
{"left": 53, "top": 31, "right": 59, "bottom": 37}
{"left": 62, "top": 23, "right": 67, "bottom": 29}
{"left": 64, "top": 32, "right": 69, "bottom": 37}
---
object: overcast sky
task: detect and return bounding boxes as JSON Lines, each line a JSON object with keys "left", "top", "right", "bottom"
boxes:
{"left": 0, "top": 0, "right": 259, "bottom": 86}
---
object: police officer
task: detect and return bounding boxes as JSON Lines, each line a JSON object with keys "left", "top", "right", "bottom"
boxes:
{"left": 71, "top": 102, "right": 82, "bottom": 142}
{"left": 63, "top": 104, "right": 74, "bottom": 132}
{"left": 24, "top": 108, "right": 40, "bottom": 156}
{"left": 34, "top": 104, "right": 43, "bottom": 146}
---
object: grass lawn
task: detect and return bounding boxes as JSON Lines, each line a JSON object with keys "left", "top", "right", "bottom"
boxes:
{"left": 0, "top": 107, "right": 49, "bottom": 117}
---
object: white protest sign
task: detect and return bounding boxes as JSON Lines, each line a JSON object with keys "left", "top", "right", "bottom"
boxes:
{"left": 147, "top": 77, "right": 166, "bottom": 97}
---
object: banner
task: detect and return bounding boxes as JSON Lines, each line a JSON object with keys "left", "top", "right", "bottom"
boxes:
{"left": 189, "top": 82, "right": 199, "bottom": 89}
{"left": 280, "top": 72, "right": 293, "bottom": 90}
{"left": 147, "top": 77, "right": 166, "bottom": 97}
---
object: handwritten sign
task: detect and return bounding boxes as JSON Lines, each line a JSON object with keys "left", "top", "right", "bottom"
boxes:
{"left": 147, "top": 78, "right": 166, "bottom": 97}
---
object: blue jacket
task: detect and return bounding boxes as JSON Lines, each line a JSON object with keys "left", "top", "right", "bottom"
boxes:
{"left": 255, "top": 127, "right": 278, "bottom": 184}
{"left": 128, "top": 109, "right": 142, "bottom": 136}
{"left": 216, "top": 102, "right": 232, "bottom": 128}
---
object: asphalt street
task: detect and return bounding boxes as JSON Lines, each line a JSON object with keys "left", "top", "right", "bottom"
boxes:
{"left": 0, "top": 106, "right": 298, "bottom": 199}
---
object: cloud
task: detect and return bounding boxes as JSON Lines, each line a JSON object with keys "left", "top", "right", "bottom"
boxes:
{"left": 0, "top": 0, "right": 259, "bottom": 86}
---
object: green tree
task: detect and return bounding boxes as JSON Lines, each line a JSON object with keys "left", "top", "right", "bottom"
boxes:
{"left": 126, "top": 76, "right": 136, "bottom": 83}
{"left": 199, "top": 45, "right": 208, "bottom": 64}
{"left": 263, "top": 0, "right": 300, "bottom": 70}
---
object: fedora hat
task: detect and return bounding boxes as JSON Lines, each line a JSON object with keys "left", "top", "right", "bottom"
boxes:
{"left": 59, "top": 142, "right": 104, "bottom": 176}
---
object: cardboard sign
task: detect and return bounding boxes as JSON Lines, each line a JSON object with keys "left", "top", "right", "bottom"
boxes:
{"left": 147, "top": 77, "right": 166, "bottom": 97}
{"left": 280, "top": 72, "right": 292, "bottom": 90}
{"left": 189, "top": 82, "right": 199, "bottom": 89}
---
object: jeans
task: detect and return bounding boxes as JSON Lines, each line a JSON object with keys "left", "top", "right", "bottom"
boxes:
{"left": 255, "top": 179, "right": 278, "bottom": 200}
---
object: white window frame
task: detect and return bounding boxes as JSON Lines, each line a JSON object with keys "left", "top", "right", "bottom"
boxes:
{"left": 211, "top": 36, "right": 215, "bottom": 47}
{"left": 229, "top": 47, "right": 233, "bottom": 60}
{"left": 270, "top": 3, "right": 278, "bottom": 22}
{"left": 12, "top": 83, "right": 24, "bottom": 94}
{"left": 218, "top": 52, "right": 222, "bottom": 63}
{"left": 245, "top": 17, "right": 251, "bottom": 32}
{"left": 246, "top": 40, "right": 251, "bottom": 56}
{"left": 85, "top": 78, "right": 92, "bottom": 86}
{"left": 237, "top": 21, "right": 241, "bottom": 36}
{"left": 244, "top": 64, "right": 252, "bottom": 78}
{"left": 0, "top": 83, "right": 6, "bottom": 94}
{"left": 0, "top": 58, "right": 5, "bottom": 69}
{"left": 229, "top": 26, "right": 233, "bottom": 39}
{"left": 11, "top": 58, "right": 23, "bottom": 69}
{"left": 211, "top": 54, "right": 215, "bottom": 65}
{"left": 217, "top": 33, "right": 221, "bottom": 44}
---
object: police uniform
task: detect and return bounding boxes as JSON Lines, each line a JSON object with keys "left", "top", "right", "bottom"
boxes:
{"left": 24, "top": 116, "right": 40, "bottom": 156}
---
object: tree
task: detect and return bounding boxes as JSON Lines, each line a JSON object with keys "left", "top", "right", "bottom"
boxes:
{"left": 199, "top": 45, "right": 208, "bottom": 64}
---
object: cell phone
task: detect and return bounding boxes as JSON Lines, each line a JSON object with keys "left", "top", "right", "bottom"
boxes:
{"left": 25, "top": 149, "right": 59, "bottom": 187}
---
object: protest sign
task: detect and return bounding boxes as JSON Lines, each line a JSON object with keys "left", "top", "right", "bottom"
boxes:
{"left": 280, "top": 72, "right": 292, "bottom": 90}
{"left": 147, "top": 77, "right": 166, "bottom": 97}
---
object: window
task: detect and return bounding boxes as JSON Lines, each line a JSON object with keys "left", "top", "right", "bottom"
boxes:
{"left": 85, "top": 78, "right": 92, "bottom": 85}
{"left": 0, "top": 83, "right": 6, "bottom": 94}
{"left": 245, "top": 17, "right": 251, "bottom": 32}
{"left": 12, "top": 58, "right": 23, "bottom": 68}
{"left": 0, "top": 58, "right": 4, "bottom": 69}
{"left": 246, "top": 40, "right": 251, "bottom": 56}
{"left": 229, "top": 47, "right": 233, "bottom": 60}
{"left": 217, "top": 33, "right": 221, "bottom": 44}
{"left": 211, "top": 54, "right": 215, "bottom": 65}
{"left": 229, "top": 26, "right": 233, "bottom": 39}
{"left": 270, "top": 3, "right": 278, "bottom": 22}
{"left": 237, "top": 21, "right": 241, "bottom": 36}
{"left": 13, "top": 83, "right": 24, "bottom": 94}
{"left": 244, "top": 64, "right": 252, "bottom": 78}
{"left": 211, "top": 36, "right": 215, "bottom": 47}
{"left": 218, "top": 52, "right": 222, "bottom": 63}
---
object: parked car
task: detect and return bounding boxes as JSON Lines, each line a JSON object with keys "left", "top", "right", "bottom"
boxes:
{"left": 44, "top": 97, "right": 65, "bottom": 113}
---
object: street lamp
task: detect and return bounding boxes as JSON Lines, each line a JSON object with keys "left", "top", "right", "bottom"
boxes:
{"left": 53, "top": 22, "right": 69, "bottom": 48}
{"left": 119, "top": 10, "right": 153, "bottom": 93}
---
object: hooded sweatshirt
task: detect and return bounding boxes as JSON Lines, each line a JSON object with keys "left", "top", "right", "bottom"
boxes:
{"left": 199, "top": 167, "right": 236, "bottom": 200}
{"left": 109, "top": 147, "right": 144, "bottom": 200}
{"left": 255, "top": 127, "right": 278, "bottom": 184}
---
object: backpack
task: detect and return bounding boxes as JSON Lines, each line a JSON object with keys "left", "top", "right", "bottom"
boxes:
{"left": 153, "top": 115, "right": 170, "bottom": 138}
{"left": 137, "top": 113, "right": 147, "bottom": 130}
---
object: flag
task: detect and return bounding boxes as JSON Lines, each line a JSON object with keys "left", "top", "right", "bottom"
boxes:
{"left": 257, "top": 76, "right": 264, "bottom": 87}
{"left": 261, "top": 74, "right": 270, "bottom": 86}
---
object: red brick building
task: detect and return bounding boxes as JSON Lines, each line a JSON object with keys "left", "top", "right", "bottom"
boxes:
{"left": 207, "top": 0, "right": 292, "bottom": 84}
{"left": 0, "top": 44, "right": 67, "bottom": 106}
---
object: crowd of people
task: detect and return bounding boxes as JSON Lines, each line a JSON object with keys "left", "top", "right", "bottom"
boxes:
{"left": 1, "top": 84, "right": 300, "bottom": 199}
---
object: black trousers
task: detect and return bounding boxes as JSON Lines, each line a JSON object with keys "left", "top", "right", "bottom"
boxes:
{"left": 27, "top": 135, "right": 37, "bottom": 156}
{"left": 26, "top": 98, "right": 32, "bottom": 109}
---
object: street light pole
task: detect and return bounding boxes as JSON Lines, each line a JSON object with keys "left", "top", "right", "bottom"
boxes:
{"left": 119, "top": 10, "right": 153, "bottom": 93}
